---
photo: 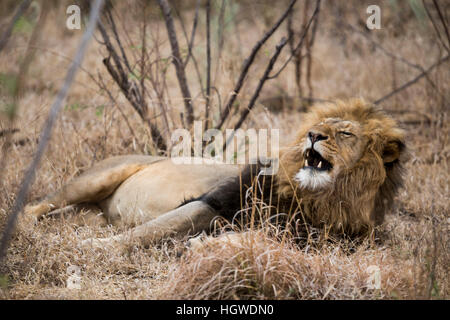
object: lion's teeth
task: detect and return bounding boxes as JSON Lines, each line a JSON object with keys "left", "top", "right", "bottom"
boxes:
{"left": 318, "top": 161, "right": 322, "bottom": 168}
{"left": 305, "top": 159, "right": 309, "bottom": 167}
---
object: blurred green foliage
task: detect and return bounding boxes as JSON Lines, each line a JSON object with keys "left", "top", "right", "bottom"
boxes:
{"left": 0, "top": 274, "right": 9, "bottom": 289}
{"left": 95, "top": 105, "right": 105, "bottom": 118}
{"left": 409, "top": 0, "right": 427, "bottom": 24}
{"left": 65, "top": 102, "right": 88, "bottom": 112}
{"left": 12, "top": 16, "right": 34, "bottom": 34}
{"left": 0, "top": 72, "right": 17, "bottom": 96}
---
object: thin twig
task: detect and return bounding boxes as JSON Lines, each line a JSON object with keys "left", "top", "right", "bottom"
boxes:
{"left": 423, "top": 0, "right": 450, "bottom": 54}
{"left": 286, "top": 9, "right": 298, "bottom": 91}
{"left": 305, "top": 0, "right": 321, "bottom": 99}
{"left": 268, "top": 0, "right": 321, "bottom": 80}
{"left": 145, "top": 56, "right": 172, "bottom": 147}
{"left": 342, "top": 21, "right": 446, "bottom": 102}
{"left": 213, "top": 0, "right": 227, "bottom": 85}
{"left": 226, "top": 37, "right": 289, "bottom": 146}
{"left": 0, "top": 0, "right": 49, "bottom": 186}
{"left": 297, "top": 0, "right": 311, "bottom": 95}
{"left": 157, "top": 0, "right": 195, "bottom": 128}
{"left": 0, "top": 0, "right": 105, "bottom": 264}
{"left": 98, "top": 17, "right": 167, "bottom": 151}
{"left": 97, "top": 73, "right": 143, "bottom": 152}
{"left": 374, "top": 55, "right": 449, "bottom": 105}
{"left": 109, "top": 3, "right": 140, "bottom": 65}
{"left": 105, "top": 7, "right": 132, "bottom": 73}
{"left": 343, "top": 22, "right": 424, "bottom": 71}
{"left": 205, "top": 0, "right": 212, "bottom": 130}
{"left": 173, "top": 0, "right": 204, "bottom": 97}
{"left": 181, "top": 0, "right": 200, "bottom": 67}
{"left": 140, "top": 2, "right": 148, "bottom": 120}
{"left": 432, "top": 0, "right": 450, "bottom": 45}
{"left": 0, "top": 0, "right": 32, "bottom": 52}
{"left": 98, "top": 21, "right": 129, "bottom": 91}
{"left": 216, "top": 0, "right": 297, "bottom": 130}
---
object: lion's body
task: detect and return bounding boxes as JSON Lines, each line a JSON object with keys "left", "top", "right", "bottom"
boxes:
{"left": 24, "top": 99, "right": 407, "bottom": 247}
{"left": 99, "top": 159, "right": 240, "bottom": 226}
{"left": 26, "top": 156, "right": 240, "bottom": 227}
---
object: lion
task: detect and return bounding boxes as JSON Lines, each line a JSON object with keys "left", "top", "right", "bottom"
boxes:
{"left": 23, "top": 99, "right": 407, "bottom": 248}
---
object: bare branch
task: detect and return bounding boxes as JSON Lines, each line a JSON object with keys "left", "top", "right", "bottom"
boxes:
{"left": 289, "top": 1, "right": 304, "bottom": 95}
{"left": 374, "top": 55, "right": 449, "bottom": 105}
{"left": 0, "top": 0, "right": 50, "bottom": 187}
{"left": 98, "top": 21, "right": 129, "bottom": 91}
{"left": 341, "top": 21, "right": 446, "bottom": 103}
{"left": 101, "top": 50, "right": 145, "bottom": 116}
{"left": 205, "top": 0, "right": 212, "bottom": 130}
{"left": 423, "top": 0, "right": 450, "bottom": 53}
{"left": 343, "top": 22, "right": 429, "bottom": 71}
{"left": 98, "top": 14, "right": 167, "bottom": 151}
{"left": 232, "top": 37, "right": 289, "bottom": 134}
{"left": 432, "top": 0, "right": 450, "bottom": 44}
{"left": 0, "top": 0, "right": 32, "bottom": 52}
{"left": 210, "top": 86, "right": 222, "bottom": 114}
{"left": 216, "top": 0, "right": 297, "bottom": 130}
{"left": 213, "top": 0, "right": 227, "bottom": 84}
{"left": 97, "top": 73, "right": 143, "bottom": 153}
{"left": 102, "top": 55, "right": 167, "bottom": 151}
{"left": 0, "top": 0, "right": 105, "bottom": 264}
{"left": 157, "top": 0, "right": 195, "bottom": 128}
{"left": 172, "top": 0, "right": 204, "bottom": 96}
{"left": 268, "top": 0, "right": 321, "bottom": 80}
{"left": 305, "top": 0, "right": 321, "bottom": 98}
{"left": 105, "top": 8, "right": 132, "bottom": 73}
{"left": 423, "top": 1, "right": 447, "bottom": 49}
{"left": 180, "top": 0, "right": 200, "bottom": 68}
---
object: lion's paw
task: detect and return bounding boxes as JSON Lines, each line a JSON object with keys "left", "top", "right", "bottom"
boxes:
{"left": 24, "top": 203, "right": 54, "bottom": 220}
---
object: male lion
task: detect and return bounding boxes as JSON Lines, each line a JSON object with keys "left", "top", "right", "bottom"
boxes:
{"left": 24, "top": 99, "right": 407, "bottom": 247}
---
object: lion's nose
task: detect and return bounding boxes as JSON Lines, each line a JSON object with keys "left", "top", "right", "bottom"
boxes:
{"left": 308, "top": 131, "right": 328, "bottom": 144}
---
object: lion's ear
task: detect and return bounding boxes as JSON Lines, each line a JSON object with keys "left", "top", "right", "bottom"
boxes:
{"left": 382, "top": 139, "right": 405, "bottom": 164}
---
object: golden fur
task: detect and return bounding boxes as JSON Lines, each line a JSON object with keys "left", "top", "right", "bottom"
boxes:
{"left": 277, "top": 99, "right": 407, "bottom": 234}
{"left": 24, "top": 99, "right": 407, "bottom": 246}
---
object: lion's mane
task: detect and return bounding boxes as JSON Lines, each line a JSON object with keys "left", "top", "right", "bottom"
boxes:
{"left": 276, "top": 99, "right": 408, "bottom": 235}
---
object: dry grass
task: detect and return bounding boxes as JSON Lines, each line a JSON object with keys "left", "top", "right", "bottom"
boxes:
{"left": 160, "top": 230, "right": 416, "bottom": 300}
{"left": 0, "top": 1, "right": 448, "bottom": 299}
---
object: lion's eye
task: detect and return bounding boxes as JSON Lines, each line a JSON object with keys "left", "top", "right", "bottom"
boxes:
{"left": 339, "top": 131, "right": 353, "bottom": 137}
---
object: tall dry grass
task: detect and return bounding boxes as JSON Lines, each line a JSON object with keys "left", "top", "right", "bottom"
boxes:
{"left": 0, "top": 0, "right": 448, "bottom": 299}
{"left": 160, "top": 230, "right": 416, "bottom": 299}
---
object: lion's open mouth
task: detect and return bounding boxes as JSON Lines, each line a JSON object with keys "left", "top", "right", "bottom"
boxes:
{"left": 304, "top": 148, "right": 333, "bottom": 171}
